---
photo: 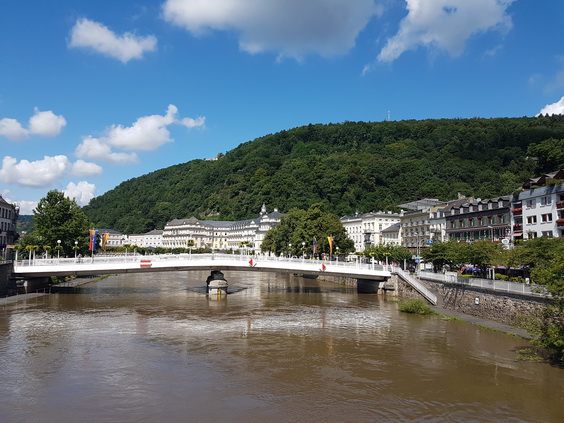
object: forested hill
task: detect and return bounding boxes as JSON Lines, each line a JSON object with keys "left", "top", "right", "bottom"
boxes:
{"left": 83, "top": 116, "right": 564, "bottom": 234}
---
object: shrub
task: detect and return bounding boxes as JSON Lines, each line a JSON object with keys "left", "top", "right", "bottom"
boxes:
{"left": 398, "top": 298, "right": 438, "bottom": 315}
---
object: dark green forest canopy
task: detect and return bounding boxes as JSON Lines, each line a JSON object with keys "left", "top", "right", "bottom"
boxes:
{"left": 82, "top": 116, "right": 564, "bottom": 234}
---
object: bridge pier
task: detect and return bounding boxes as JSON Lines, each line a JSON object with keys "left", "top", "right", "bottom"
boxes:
{"left": 206, "top": 270, "right": 228, "bottom": 300}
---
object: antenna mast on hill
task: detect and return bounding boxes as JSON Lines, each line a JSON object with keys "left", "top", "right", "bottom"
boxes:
{"left": 387, "top": 110, "right": 391, "bottom": 121}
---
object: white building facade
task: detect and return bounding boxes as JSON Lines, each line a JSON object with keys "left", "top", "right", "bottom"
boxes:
{"left": 0, "top": 195, "right": 19, "bottom": 255}
{"left": 340, "top": 211, "right": 401, "bottom": 252}
{"left": 161, "top": 205, "right": 283, "bottom": 252}
{"left": 514, "top": 171, "right": 564, "bottom": 239}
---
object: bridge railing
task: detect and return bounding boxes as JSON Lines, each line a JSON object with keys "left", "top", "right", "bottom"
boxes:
{"left": 393, "top": 267, "right": 437, "bottom": 305}
{"left": 417, "top": 271, "right": 548, "bottom": 297}
{"left": 14, "top": 253, "right": 387, "bottom": 272}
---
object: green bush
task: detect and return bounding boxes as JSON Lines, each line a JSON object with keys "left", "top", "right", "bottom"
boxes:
{"left": 398, "top": 298, "right": 438, "bottom": 315}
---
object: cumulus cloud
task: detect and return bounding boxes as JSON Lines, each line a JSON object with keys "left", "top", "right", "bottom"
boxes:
{"left": 74, "top": 105, "right": 204, "bottom": 163}
{"left": 75, "top": 136, "right": 139, "bottom": 164}
{"left": 72, "top": 159, "right": 103, "bottom": 177}
{"left": 537, "top": 96, "right": 564, "bottom": 116}
{"left": 64, "top": 181, "right": 97, "bottom": 206}
{"left": 0, "top": 155, "right": 71, "bottom": 188}
{"left": 0, "top": 108, "right": 66, "bottom": 141}
{"left": 0, "top": 118, "right": 28, "bottom": 141}
{"left": 162, "top": 0, "right": 383, "bottom": 59}
{"left": 28, "top": 108, "right": 68, "bottom": 137}
{"left": 69, "top": 18, "right": 157, "bottom": 63}
{"left": 378, "top": 0, "right": 515, "bottom": 63}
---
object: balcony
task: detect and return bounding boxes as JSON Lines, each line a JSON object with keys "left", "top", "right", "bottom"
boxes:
{"left": 513, "top": 224, "right": 522, "bottom": 230}
{"left": 511, "top": 208, "right": 522, "bottom": 215}
{"left": 557, "top": 219, "right": 564, "bottom": 227}
{"left": 557, "top": 201, "right": 564, "bottom": 210}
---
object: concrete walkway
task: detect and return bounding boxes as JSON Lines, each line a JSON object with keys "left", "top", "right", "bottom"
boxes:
{"left": 432, "top": 304, "right": 533, "bottom": 339}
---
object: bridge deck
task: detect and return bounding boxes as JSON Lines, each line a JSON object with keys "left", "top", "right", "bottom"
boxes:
{"left": 12, "top": 253, "right": 391, "bottom": 281}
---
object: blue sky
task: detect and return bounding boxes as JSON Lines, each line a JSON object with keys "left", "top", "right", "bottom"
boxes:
{"left": 1, "top": 0, "right": 563, "bottom": 214}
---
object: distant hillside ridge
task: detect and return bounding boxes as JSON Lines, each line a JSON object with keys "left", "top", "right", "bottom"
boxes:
{"left": 82, "top": 116, "right": 564, "bottom": 234}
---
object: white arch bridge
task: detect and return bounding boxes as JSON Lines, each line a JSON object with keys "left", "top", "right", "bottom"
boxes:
{"left": 12, "top": 253, "right": 436, "bottom": 304}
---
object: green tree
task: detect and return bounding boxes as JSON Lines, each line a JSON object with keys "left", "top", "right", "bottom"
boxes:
{"left": 461, "top": 240, "right": 503, "bottom": 277}
{"left": 526, "top": 138, "right": 564, "bottom": 173}
{"left": 32, "top": 190, "right": 92, "bottom": 256}
{"left": 514, "top": 238, "right": 564, "bottom": 364}
{"left": 364, "top": 244, "right": 412, "bottom": 267}
{"left": 262, "top": 203, "right": 354, "bottom": 256}
{"left": 421, "top": 241, "right": 459, "bottom": 272}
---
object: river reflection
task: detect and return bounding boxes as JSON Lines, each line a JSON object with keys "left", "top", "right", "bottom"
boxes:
{"left": 1, "top": 271, "right": 562, "bottom": 422}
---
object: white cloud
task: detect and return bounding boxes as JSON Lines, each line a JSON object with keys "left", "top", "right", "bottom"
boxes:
{"left": 75, "top": 105, "right": 204, "bottom": 162}
{"left": 0, "top": 155, "right": 71, "bottom": 188}
{"left": 0, "top": 118, "right": 28, "bottom": 141}
{"left": 0, "top": 190, "right": 37, "bottom": 215}
{"left": 378, "top": 0, "right": 515, "bottom": 63}
{"left": 162, "top": 0, "right": 383, "bottom": 59}
{"left": 75, "top": 136, "right": 139, "bottom": 164}
{"left": 64, "top": 181, "right": 97, "bottom": 206}
{"left": 537, "top": 96, "right": 564, "bottom": 116}
{"left": 72, "top": 159, "right": 103, "bottom": 177}
{"left": 17, "top": 201, "right": 38, "bottom": 216}
{"left": 69, "top": 18, "right": 157, "bottom": 63}
{"left": 28, "top": 107, "right": 67, "bottom": 137}
{"left": 106, "top": 104, "right": 177, "bottom": 151}
{"left": 0, "top": 108, "right": 66, "bottom": 141}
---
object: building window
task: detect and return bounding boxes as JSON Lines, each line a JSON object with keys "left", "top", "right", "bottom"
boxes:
{"left": 527, "top": 215, "right": 537, "bottom": 225}
{"left": 541, "top": 213, "right": 553, "bottom": 223}
{"left": 527, "top": 199, "right": 535, "bottom": 209}
{"left": 541, "top": 231, "right": 554, "bottom": 237}
{"left": 540, "top": 196, "right": 552, "bottom": 206}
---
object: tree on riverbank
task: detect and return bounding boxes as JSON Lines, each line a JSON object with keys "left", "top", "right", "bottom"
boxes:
{"left": 513, "top": 238, "right": 564, "bottom": 364}
{"left": 19, "top": 191, "right": 92, "bottom": 257}
{"left": 261, "top": 203, "right": 354, "bottom": 257}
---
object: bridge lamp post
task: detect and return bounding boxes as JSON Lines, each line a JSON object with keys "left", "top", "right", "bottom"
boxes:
{"left": 288, "top": 244, "right": 292, "bottom": 259}
{"left": 57, "top": 240, "right": 61, "bottom": 260}
{"left": 336, "top": 246, "right": 339, "bottom": 265}
{"left": 302, "top": 242, "right": 305, "bottom": 262}
{"left": 74, "top": 241, "right": 78, "bottom": 261}
{"left": 384, "top": 252, "right": 391, "bottom": 269}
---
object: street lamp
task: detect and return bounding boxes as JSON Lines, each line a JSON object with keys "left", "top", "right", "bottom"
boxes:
{"left": 302, "top": 242, "right": 305, "bottom": 261}
{"left": 336, "top": 246, "right": 339, "bottom": 264}
{"left": 74, "top": 240, "right": 78, "bottom": 260}
{"left": 288, "top": 243, "right": 292, "bottom": 259}
{"left": 57, "top": 240, "right": 61, "bottom": 259}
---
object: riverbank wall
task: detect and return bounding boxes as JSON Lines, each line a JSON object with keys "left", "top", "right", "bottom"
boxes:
{"left": 320, "top": 272, "right": 546, "bottom": 327}
{"left": 399, "top": 275, "right": 547, "bottom": 326}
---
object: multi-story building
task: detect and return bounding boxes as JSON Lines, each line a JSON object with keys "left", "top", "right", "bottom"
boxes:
{"left": 162, "top": 204, "right": 283, "bottom": 251}
{"left": 444, "top": 196, "right": 512, "bottom": 242}
{"left": 0, "top": 195, "right": 19, "bottom": 256}
{"left": 398, "top": 198, "right": 450, "bottom": 251}
{"left": 380, "top": 223, "right": 401, "bottom": 246}
{"left": 143, "top": 230, "right": 163, "bottom": 248}
{"left": 340, "top": 211, "right": 401, "bottom": 252}
{"left": 514, "top": 170, "right": 564, "bottom": 239}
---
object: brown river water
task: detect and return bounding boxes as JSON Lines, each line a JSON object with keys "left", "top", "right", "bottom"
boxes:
{"left": 1, "top": 270, "right": 563, "bottom": 423}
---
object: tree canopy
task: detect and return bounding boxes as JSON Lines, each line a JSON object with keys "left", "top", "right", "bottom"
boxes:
{"left": 27, "top": 190, "right": 92, "bottom": 256}
{"left": 261, "top": 203, "right": 354, "bottom": 256}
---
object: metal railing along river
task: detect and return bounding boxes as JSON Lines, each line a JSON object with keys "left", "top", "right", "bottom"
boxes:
{"left": 417, "top": 271, "right": 548, "bottom": 297}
